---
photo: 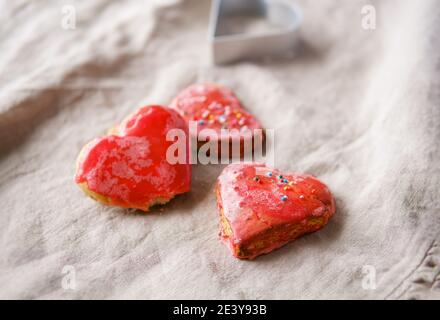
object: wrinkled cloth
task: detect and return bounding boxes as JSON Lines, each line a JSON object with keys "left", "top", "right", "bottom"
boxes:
{"left": 0, "top": 0, "right": 439, "bottom": 299}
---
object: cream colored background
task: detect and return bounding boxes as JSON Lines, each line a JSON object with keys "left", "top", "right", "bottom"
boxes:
{"left": 0, "top": 0, "right": 439, "bottom": 299}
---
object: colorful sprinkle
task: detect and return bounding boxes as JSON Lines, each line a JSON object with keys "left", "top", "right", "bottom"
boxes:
{"left": 281, "top": 195, "right": 288, "bottom": 201}
{"left": 282, "top": 178, "right": 289, "bottom": 184}
{"left": 277, "top": 175, "right": 283, "bottom": 179}
{"left": 198, "top": 119, "right": 205, "bottom": 125}
{"left": 219, "top": 115, "right": 227, "bottom": 123}
{"left": 266, "top": 172, "right": 273, "bottom": 177}
{"left": 283, "top": 186, "right": 291, "bottom": 191}
{"left": 201, "top": 110, "right": 210, "bottom": 118}
{"left": 299, "top": 195, "right": 305, "bottom": 199}
{"left": 253, "top": 176, "right": 260, "bottom": 182}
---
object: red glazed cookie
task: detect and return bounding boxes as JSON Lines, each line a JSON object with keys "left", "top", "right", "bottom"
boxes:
{"left": 216, "top": 163, "right": 336, "bottom": 259}
{"left": 170, "top": 83, "right": 264, "bottom": 156}
{"left": 75, "top": 105, "right": 191, "bottom": 211}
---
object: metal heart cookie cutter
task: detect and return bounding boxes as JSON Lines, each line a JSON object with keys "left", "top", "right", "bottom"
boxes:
{"left": 209, "top": 0, "right": 303, "bottom": 64}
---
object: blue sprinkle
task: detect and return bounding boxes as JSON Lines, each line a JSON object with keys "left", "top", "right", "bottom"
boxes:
{"left": 282, "top": 178, "right": 289, "bottom": 184}
{"left": 266, "top": 172, "right": 273, "bottom": 177}
{"left": 198, "top": 119, "right": 205, "bottom": 125}
{"left": 281, "top": 195, "right": 288, "bottom": 201}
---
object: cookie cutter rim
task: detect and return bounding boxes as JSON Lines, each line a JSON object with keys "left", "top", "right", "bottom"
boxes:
{"left": 209, "top": 0, "right": 303, "bottom": 64}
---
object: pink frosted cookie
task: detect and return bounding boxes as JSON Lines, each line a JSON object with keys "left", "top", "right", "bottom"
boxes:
{"left": 75, "top": 105, "right": 191, "bottom": 211}
{"left": 216, "top": 163, "right": 336, "bottom": 259}
{"left": 170, "top": 83, "right": 264, "bottom": 156}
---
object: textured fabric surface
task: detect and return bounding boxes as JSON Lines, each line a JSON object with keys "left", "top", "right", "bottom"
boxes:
{"left": 1, "top": 0, "right": 439, "bottom": 299}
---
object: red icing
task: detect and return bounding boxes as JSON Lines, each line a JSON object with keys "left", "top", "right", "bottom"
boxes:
{"left": 216, "top": 163, "right": 336, "bottom": 258}
{"left": 170, "top": 83, "right": 263, "bottom": 138}
{"left": 75, "top": 105, "right": 191, "bottom": 210}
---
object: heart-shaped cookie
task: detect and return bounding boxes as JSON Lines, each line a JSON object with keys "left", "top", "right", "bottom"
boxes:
{"left": 75, "top": 105, "right": 191, "bottom": 211}
{"left": 216, "top": 163, "right": 335, "bottom": 259}
{"left": 170, "top": 83, "right": 263, "bottom": 156}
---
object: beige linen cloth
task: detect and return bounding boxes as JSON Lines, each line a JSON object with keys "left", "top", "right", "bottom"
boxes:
{"left": 0, "top": 0, "right": 439, "bottom": 299}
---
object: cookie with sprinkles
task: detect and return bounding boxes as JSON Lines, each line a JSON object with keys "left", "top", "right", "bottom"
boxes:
{"left": 216, "top": 163, "right": 336, "bottom": 259}
{"left": 170, "top": 83, "right": 264, "bottom": 157}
